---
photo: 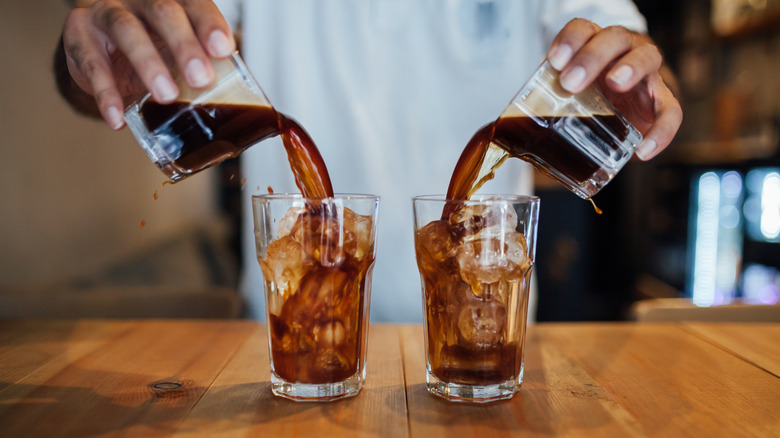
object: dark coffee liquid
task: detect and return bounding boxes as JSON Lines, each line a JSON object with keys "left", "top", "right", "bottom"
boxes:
{"left": 140, "top": 101, "right": 333, "bottom": 198}
{"left": 267, "top": 259, "right": 372, "bottom": 384}
{"left": 433, "top": 343, "right": 519, "bottom": 385}
{"left": 278, "top": 114, "right": 334, "bottom": 199}
{"left": 140, "top": 102, "right": 278, "bottom": 174}
{"left": 446, "top": 114, "right": 629, "bottom": 200}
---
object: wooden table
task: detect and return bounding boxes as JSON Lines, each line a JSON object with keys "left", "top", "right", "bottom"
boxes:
{"left": 1, "top": 320, "right": 778, "bottom": 437}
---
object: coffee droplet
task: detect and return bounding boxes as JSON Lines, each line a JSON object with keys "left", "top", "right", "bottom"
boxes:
{"left": 153, "top": 190, "right": 158, "bottom": 201}
{"left": 587, "top": 198, "right": 603, "bottom": 215}
{"left": 267, "top": 186, "right": 274, "bottom": 194}
{"left": 139, "top": 220, "right": 146, "bottom": 228}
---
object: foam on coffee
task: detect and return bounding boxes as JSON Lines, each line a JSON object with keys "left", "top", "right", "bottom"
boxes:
{"left": 501, "top": 87, "right": 613, "bottom": 119}
{"left": 168, "top": 56, "right": 273, "bottom": 106}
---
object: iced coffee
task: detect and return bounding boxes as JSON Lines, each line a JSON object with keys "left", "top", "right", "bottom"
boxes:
{"left": 413, "top": 195, "right": 538, "bottom": 402}
{"left": 254, "top": 194, "right": 379, "bottom": 401}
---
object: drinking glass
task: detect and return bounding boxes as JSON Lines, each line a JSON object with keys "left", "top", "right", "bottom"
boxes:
{"left": 253, "top": 193, "right": 380, "bottom": 401}
{"left": 413, "top": 194, "right": 539, "bottom": 402}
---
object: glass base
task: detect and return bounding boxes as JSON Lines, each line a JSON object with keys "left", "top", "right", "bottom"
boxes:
{"left": 426, "top": 368, "right": 522, "bottom": 403}
{"left": 270, "top": 370, "right": 364, "bottom": 402}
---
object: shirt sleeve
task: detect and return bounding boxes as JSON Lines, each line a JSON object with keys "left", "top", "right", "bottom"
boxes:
{"left": 539, "top": 0, "right": 648, "bottom": 47}
{"left": 213, "top": 0, "right": 242, "bottom": 32}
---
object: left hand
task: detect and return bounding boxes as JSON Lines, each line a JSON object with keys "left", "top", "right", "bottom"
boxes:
{"left": 546, "top": 18, "right": 682, "bottom": 160}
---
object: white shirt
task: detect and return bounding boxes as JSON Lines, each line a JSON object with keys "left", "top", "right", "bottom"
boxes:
{"left": 215, "top": 0, "right": 647, "bottom": 322}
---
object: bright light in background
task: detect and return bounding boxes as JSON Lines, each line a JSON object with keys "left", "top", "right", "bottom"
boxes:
{"left": 742, "top": 264, "right": 780, "bottom": 305}
{"left": 691, "top": 172, "right": 721, "bottom": 307}
{"left": 745, "top": 168, "right": 780, "bottom": 243}
{"left": 722, "top": 171, "right": 743, "bottom": 198}
{"left": 689, "top": 171, "right": 744, "bottom": 307}
{"left": 760, "top": 172, "right": 780, "bottom": 240}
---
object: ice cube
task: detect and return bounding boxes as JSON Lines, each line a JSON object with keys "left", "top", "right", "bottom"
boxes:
{"left": 415, "top": 220, "right": 458, "bottom": 270}
{"left": 284, "top": 268, "right": 354, "bottom": 322}
{"left": 279, "top": 321, "right": 316, "bottom": 354}
{"left": 343, "top": 207, "right": 374, "bottom": 260}
{"left": 457, "top": 296, "right": 507, "bottom": 347}
{"left": 447, "top": 201, "right": 518, "bottom": 238}
{"left": 290, "top": 210, "right": 345, "bottom": 267}
{"left": 258, "top": 235, "right": 307, "bottom": 312}
{"left": 501, "top": 231, "right": 530, "bottom": 269}
{"left": 315, "top": 349, "right": 350, "bottom": 373}
{"left": 278, "top": 204, "right": 306, "bottom": 237}
{"left": 313, "top": 320, "right": 346, "bottom": 346}
{"left": 456, "top": 231, "right": 529, "bottom": 296}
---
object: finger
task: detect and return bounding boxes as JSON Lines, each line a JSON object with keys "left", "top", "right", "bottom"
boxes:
{"left": 178, "top": 0, "right": 236, "bottom": 58}
{"left": 635, "top": 76, "right": 683, "bottom": 160}
{"left": 559, "top": 25, "right": 636, "bottom": 94}
{"left": 68, "top": 46, "right": 126, "bottom": 130}
{"left": 63, "top": 9, "right": 126, "bottom": 129}
{"left": 91, "top": 0, "right": 179, "bottom": 103}
{"left": 605, "top": 43, "right": 663, "bottom": 93}
{"left": 139, "top": 0, "right": 214, "bottom": 89}
{"left": 546, "top": 18, "right": 602, "bottom": 71}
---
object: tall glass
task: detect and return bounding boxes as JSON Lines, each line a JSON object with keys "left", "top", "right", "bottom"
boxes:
{"left": 253, "top": 194, "right": 379, "bottom": 401}
{"left": 413, "top": 195, "right": 539, "bottom": 403}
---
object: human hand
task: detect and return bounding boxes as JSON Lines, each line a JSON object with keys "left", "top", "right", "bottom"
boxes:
{"left": 61, "top": 0, "right": 236, "bottom": 130}
{"left": 546, "top": 18, "right": 682, "bottom": 160}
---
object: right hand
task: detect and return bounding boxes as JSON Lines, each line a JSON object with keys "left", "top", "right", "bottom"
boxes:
{"left": 545, "top": 19, "right": 682, "bottom": 161}
{"left": 62, "top": 0, "right": 236, "bottom": 130}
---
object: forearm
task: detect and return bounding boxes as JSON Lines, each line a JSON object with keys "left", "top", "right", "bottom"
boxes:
{"left": 56, "top": 0, "right": 101, "bottom": 118}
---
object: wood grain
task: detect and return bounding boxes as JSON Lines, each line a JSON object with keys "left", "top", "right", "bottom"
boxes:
{"left": 535, "top": 323, "right": 780, "bottom": 438}
{"left": 0, "top": 320, "right": 254, "bottom": 438}
{"left": 1, "top": 320, "right": 779, "bottom": 438}
{"left": 401, "top": 323, "right": 780, "bottom": 438}
{"left": 684, "top": 322, "right": 780, "bottom": 378}
{"left": 173, "top": 323, "right": 408, "bottom": 438}
{"left": 0, "top": 320, "right": 134, "bottom": 415}
{"left": 400, "top": 324, "right": 641, "bottom": 437}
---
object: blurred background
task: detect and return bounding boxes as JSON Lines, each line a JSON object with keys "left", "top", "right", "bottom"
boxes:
{"left": 1, "top": 0, "right": 778, "bottom": 321}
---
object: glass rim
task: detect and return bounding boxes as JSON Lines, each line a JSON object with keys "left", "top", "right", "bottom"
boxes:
{"left": 502, "top": 59, "right": 558, "bottom": 110}
{"left": 412, "top": 194, "right": 539, "bottom": 204}
{"left": 252, "top": 193, "right": 380, "bottom": 201}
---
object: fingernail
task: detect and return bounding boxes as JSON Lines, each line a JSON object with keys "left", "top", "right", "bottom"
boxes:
{"left": 106, "top": 106, "right": 124, "bottom": 130}
{"left": 608, "top": 65, "right": 634, "bottom": 88}
{"left": 560, "top": 66, "right": 586, "bottom": 93}
{"left": 636, "top": 138, "right": 657, "bottom": 160}
{"left": 153, "top": 74, "right": 178, "bottom": 102}
{"left": 186, "top": 58, "right": 212, "bottom": 88}
{"left": 208, "top": 30, "right": 234, "bottom": 57}
{"left": 548, "top": 44, "right": 572, "bottom": 71}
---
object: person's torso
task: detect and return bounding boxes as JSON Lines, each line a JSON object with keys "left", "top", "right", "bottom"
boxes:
{"left": 230, "top": 0, "right": 646, "bottom": 321}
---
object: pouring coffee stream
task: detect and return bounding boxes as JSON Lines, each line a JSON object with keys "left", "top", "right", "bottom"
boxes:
{"left": 445, "top": 117, "right": 608, "bottom": 214}
{"left": 446, "top": 61, "right": 642, "bottom": 212}
{"left": 129, "top": 56, "right": 634, "bottom": 212}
